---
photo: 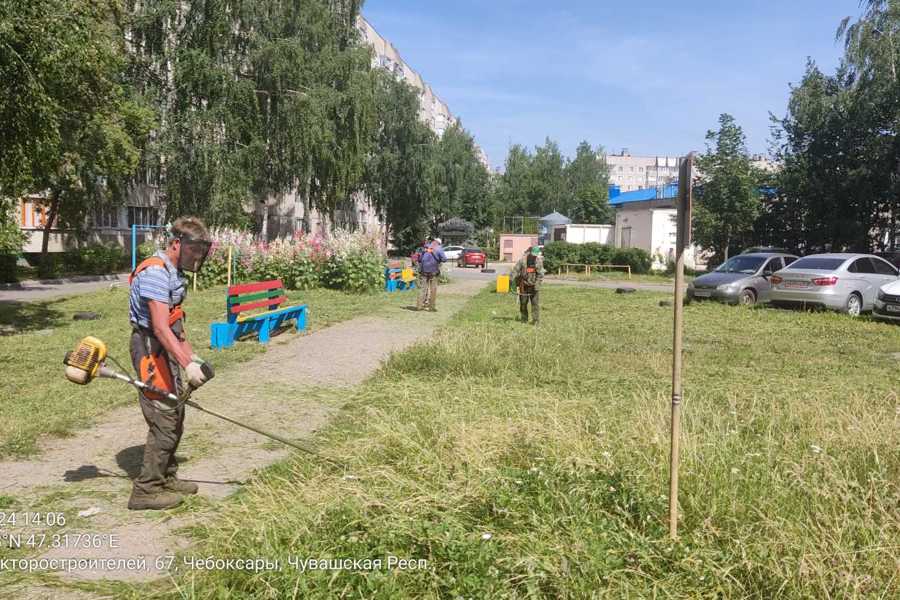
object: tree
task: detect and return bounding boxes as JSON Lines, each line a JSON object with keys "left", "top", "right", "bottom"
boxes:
{"left": 565, "top": 141, "right": 612, "bottom": 223}
{"left": 694, "top": 114, "right": 762, "bottom": 261}
{"left": 429, "top": 122, "right": 491, "bottom": 228}
{"left": 127, "top": 0, "right": 376, "bottom": 234}
{"left": 0, "top": 0, "right": 152, "bottom": 264}
{"left": 530, "top": 138, "right": 567, "bottom": 215}
{"left": 365, "top": 73, "right": 436, "bottom": 252}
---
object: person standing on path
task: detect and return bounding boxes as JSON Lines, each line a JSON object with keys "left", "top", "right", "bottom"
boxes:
{"left": 416, "top": 238, "right": 446, "bottom": 312}
{"left": 127, "top": 217, "right": 213, "bottom": 510}
{"left": 512, "top": 245, "right": 545, "bottom": 325}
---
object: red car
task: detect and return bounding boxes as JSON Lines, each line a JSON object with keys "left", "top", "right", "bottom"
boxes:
{"left": 458, "top": 247, "right": 486, "bottom": 269}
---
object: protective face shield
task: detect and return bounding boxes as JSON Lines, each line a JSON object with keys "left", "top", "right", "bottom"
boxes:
{"left": 176, "top": 236, "right": 212, "bottom": 273}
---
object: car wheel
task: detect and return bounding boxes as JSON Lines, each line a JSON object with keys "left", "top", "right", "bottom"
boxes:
{"left": 845, "top": 293, "right": 862, "bottom": 317}
{"left": 738, "top": 289, "right": 757, "bottom": 306}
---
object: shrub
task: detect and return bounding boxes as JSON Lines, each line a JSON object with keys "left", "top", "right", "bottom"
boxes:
{"left": 196, "top": 228, "right": 385, "bottom": 293}
{"left": 321, "top": 251, "right": 383, "bottom": 293}
{"left": 0, "top": 255, "right": 17, "bottom": 283}
{"left": 542, "top": 241, "right": 580, "bottom": 273}
{"left": 0, "top": 216, "right": 27, "bottom": 282}
{"left": 77, "top": 243, "right": 126, "bottom": 275}
{"left": 542, "top": 241, "right": 652, "bottom": 275}
{"left": 609, "top": 247, "right": 652, "bottom": 274}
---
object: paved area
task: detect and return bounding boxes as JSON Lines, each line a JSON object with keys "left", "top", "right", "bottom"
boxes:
{"left": 0, "top": 274, "right": 129, "bottom": 303}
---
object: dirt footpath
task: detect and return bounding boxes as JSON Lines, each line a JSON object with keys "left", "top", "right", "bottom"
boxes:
{"left": 0, "top": 277, "right": 484, "bottom": 596}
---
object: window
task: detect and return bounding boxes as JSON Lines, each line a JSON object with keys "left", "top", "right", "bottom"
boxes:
{"left": 873, "top": 257, "right": 898, "bottom": 276}
{"left": 783, "top": 256, "right": 797, "bottom": 266}
{"left": 128, "top": 207, "right": 159, "bottom": 228}
{"left": 763, "top": 258, "right": 782, "bottom": 274}
{"left": 93, "top": 207, "right": 118, "bottom": 229}
{"left": 849, "top": 258, "right": 877, "bottom": 274}
{"left": 787, "top": 257, "right": 846, "bottom": 271}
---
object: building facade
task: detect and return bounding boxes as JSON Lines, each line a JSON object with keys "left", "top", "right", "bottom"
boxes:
{"left": 611, "top": 183, "right": 705, "bottom": 270}
{"left": 604, "top": 149, "right": 683, "bottom": 193}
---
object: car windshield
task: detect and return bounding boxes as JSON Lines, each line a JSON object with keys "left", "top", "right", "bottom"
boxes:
{"left": 786, "top": 257, "right": 846, "bottom": 271}
{"left": 714, "top": 256, "right": 765, "bottom": 274}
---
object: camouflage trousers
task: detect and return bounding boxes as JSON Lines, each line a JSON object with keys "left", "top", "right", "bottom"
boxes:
{"left": 519, "top": 287, "right": 540, "bottom": 323}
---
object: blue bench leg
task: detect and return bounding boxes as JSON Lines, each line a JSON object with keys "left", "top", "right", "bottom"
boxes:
{"left": 295, "top": 309, "right": 307, "bottom": 332}
{"left": 259, "top": 318, "right": 271, "bottom": 344}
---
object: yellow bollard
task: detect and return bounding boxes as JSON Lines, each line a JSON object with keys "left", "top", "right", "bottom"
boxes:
{"left": 496, "top": 274, "right": 510, "bottom": 294}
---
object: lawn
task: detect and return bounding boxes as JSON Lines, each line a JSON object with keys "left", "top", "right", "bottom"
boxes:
{"left": 0, "top": 284, "right": 410, "bottom": 457}
{"left": 135, "top": 287, "right": 900, "bottom": 598}
{"left": 129, "top": 287, "right": 900, "bottom": 597}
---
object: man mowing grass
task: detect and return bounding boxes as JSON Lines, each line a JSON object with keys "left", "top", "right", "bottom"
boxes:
{"left": 127, "top": 217, "right": 213, "bottom": 510}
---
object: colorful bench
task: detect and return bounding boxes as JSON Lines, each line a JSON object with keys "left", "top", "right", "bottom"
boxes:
{"left": 385, "top": 267, "right": 416, "bottom": 292}
{"left": 209, "top": 279, "right": 307, "bottom": 350}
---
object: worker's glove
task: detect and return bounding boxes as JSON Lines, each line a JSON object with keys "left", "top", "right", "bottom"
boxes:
{"left": 185, "top": 361, "right": 209, "bottom": 390}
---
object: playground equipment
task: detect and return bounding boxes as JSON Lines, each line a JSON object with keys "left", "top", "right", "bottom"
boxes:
{"left": 385, "top": 266, "right": 416, "bottom": 292}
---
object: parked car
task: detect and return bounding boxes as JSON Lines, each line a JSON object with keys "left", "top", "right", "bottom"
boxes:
{"left": 874, "top": 279, "right": 900, "bottom": 322}
{"left": 769, "top": 253, "right": 900, "bottom": 316}
{"left": 687, "top": 253, "right": 798, "bottom": 306}
{"left": 444, "top": 245, "right": 464, "bottom": 261}
{"left": 458, "top": 247, "right": 487, "bottom": 268}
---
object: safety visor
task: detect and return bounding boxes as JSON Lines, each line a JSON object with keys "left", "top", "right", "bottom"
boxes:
{"left": 177, "top": 236, "right": 212, "bottom": 273}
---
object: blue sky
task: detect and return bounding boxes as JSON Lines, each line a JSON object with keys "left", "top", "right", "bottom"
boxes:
{"left": 362, "top": 0, "right": 859, "bottom": 169}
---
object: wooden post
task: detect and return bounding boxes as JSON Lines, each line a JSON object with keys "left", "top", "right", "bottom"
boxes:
{"left": 669, "top": 153, "right": 693, "bottom": 539}
{"left": 192, "top": 271, "right": 197, "bottom": 292}
{"left": 227, "top": 245, "right": 233, "bottom": 287}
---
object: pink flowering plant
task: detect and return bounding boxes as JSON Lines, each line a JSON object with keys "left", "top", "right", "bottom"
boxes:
{"left": 197, "top": 228, "right": 386, "bottom": 293}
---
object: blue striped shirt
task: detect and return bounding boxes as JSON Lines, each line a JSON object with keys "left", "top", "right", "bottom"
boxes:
{"left": 129, "top": 251, "right": 187, "bottom": 329}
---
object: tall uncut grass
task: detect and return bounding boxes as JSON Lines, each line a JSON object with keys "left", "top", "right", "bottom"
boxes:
{"left": 146, "top": 287, "right": 900, "bottom": 598}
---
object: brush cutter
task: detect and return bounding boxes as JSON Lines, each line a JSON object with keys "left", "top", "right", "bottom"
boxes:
{"left": 63, "top": 336, "right": 333, "bottom": 463}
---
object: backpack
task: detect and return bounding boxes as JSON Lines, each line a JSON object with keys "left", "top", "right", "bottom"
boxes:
{"left": 420, "top": 248, "right": 439, "bottom": 273}
{"left": 522, "top": 254, "right": 539, "bottom": 287}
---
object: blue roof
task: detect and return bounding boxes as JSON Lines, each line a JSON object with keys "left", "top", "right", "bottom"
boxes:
{"left": 610, "top": 182, "right": 680, "bottom": 206}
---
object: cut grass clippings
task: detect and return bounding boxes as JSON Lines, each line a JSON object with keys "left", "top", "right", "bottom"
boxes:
{"left": 128, "top": 287, "right": 900, "bottom": 597}
{"left": 0, "top": 285, "right": 412, "bottom": 457}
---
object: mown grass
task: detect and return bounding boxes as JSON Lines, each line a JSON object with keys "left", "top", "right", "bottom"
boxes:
{"left": 130, "top": 286, "right": 900, "bottom": 598}
{"left": 0, "top": 285, "right": 410, "bottom": 457}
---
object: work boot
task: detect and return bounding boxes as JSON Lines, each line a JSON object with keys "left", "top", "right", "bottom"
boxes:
{"left": 128, "top": 489, "right": 183, "bottom": 511}
{"left": 164, "top": 477, "right": 198, "bottom": 495}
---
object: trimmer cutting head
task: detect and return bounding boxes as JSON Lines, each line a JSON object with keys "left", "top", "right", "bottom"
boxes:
{"left": 63, "top": 336, "right": 108, "bottom": 384}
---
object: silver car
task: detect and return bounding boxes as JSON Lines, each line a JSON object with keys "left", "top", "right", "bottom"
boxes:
{"left": 769, "top": 253, "right": 900, "bottom": 316}
{"left": 687, "top": 253, "right": 798, "bottom": 306}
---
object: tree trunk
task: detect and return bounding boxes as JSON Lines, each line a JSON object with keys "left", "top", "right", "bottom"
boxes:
{"left": 40, "top": 189, "right": 62, "bottom": 263}
{"left": 723, "top": 234, "right": 730, "bottom": 261}
{"left": 260, "top": 197, "right": 269, "bottom": 242}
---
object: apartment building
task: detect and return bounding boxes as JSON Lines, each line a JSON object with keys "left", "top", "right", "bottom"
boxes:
{"left": 604, "top": 149, "right": 683, "bottom": 193}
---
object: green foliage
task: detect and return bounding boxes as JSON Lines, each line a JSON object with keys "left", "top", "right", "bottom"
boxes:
{"left": 321, "top": 251, "right": 384, "bottom": 293}
{"left": 764, "top": 3, "right": 900, "bottom": 253}
{"left": 0, "top": 209, "right": 28, "bottom": 281}
{"left": 694, "top": 114, "right": 763, "bottom": 261}
{"left": 542, "top": 241, "right": 652, "bottom": 274}
{"left": 566, "top": 141, "right": 613, "bottom": 224}
{"left": 493, "top": 138, "right": 612, "bottom": 227}
{"left": 36, "top": 243, "right": 127, "bottom": 278}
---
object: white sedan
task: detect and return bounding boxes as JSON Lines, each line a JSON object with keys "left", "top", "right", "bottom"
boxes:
{"left": 443, "top": 245, "right": 464, "bottom": 261}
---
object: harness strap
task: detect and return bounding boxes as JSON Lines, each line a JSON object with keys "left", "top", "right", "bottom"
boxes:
{"left": 130, "top": 256, "right": 186, "bottom": 326}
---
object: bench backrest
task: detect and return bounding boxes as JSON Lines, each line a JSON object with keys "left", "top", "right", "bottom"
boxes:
{"left": 226, "top": 280, "right": 287, "bottom": 323}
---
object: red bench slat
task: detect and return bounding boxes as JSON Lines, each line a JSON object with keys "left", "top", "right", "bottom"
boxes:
{"left": 230, "top": 295, "right": 288, "bottom": 315}
{"left": 227, "top": 279, "right": 284, "bottom": 296}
